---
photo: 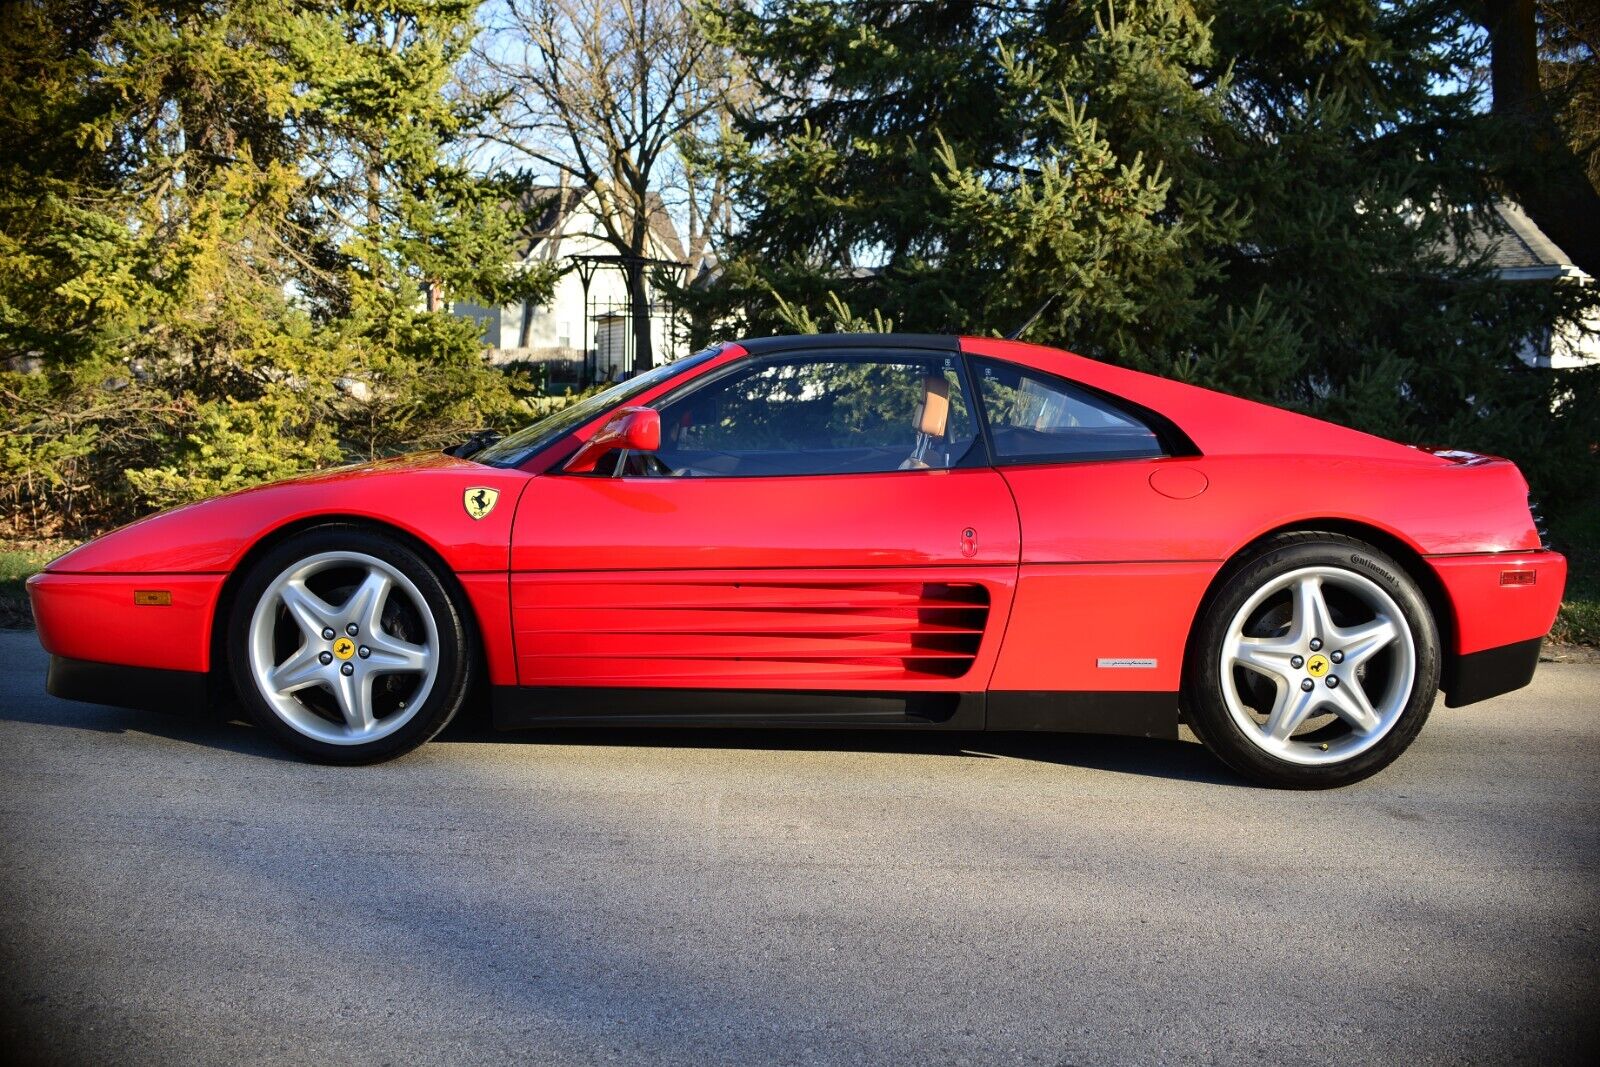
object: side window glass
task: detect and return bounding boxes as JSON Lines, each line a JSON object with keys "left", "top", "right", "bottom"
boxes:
{"left": 972, "top": 357, "right": 1166, "bottom": 462}
{"left": 653, "top": 355, "right": 978, "bottom": 477}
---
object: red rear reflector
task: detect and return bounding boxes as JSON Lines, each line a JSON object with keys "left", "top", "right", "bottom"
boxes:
{"left": 133, "top": 590, "right": 171, "bottom": 606}
{"left": 1499, "top": 570, "right": 1536, "bottom": 587}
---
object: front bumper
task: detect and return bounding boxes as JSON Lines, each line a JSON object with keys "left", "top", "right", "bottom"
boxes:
{"left": 27, "top": 570, "right": 224, "bottom": 673}
{"left": 47, "top": 655, "right": 210, "bottom": 712}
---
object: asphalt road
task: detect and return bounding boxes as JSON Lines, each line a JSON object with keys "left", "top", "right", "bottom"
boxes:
{"left": 1, "top": 630, "right": 1597, "bottom": 1065}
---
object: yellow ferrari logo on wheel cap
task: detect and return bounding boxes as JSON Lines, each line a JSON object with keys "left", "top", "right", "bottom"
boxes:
{"left": 332, "top": 637, "right": 356, "bottom": 661}
{"left": 463, "top": 486, "right": 499, "bottom": 521}
{"left": 1306, "top": 654, "right": 1330, "bottom": 678}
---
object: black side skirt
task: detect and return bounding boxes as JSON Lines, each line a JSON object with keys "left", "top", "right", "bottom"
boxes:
{"left": 493, "top": 687, "right": 1180, "bottom": 738}
{"left": 46, "top": 655, "right": 210, "bottom": 713}
{"left": 493, "top": 688, "right": 985, "bottom": 730}
{"left": 1443, "top": 637, "right": 1544, "bottom": 708}
{"left": 987, "top": 691, "right": 1180, "bottom": 739}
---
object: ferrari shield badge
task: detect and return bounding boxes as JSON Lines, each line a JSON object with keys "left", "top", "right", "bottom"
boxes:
{"left": 463, "top": 486, "right": 499, "bottom": 521}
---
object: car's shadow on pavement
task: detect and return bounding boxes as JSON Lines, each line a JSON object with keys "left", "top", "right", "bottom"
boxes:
{"left": 2, "top": 689, "right": 1244, "bottom": 786}
{"left": 0, "top": 698, "right": 307, "bottom": 763}
{"left": 435, "top": 705, "right": 1246, "bottom": 787}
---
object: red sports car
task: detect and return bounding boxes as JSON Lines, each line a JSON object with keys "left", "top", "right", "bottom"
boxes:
{"left": 29, "top": 335, "right": 1566, "bottom": 786}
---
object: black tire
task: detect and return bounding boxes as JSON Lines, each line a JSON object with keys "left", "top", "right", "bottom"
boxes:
{"left": 226, "top": 525, "right": 475, "bottom": 764}
{"left": 1185, "top": 532, "right": 1441, "bottom": 788}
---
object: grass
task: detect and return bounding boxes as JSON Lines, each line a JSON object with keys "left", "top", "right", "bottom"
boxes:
{"left": 1547, "top": 497, "right": 1600, "bottom": 648}
{"left": 2, "top": 503, "right": 1597, "bottom": 644}
{"left": 0, "top": 540, "right": 74, "bottom": 629}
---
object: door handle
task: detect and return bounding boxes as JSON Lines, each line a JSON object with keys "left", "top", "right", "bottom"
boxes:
{"left": 961, "top": 527, "right": 978, "bottom": 558}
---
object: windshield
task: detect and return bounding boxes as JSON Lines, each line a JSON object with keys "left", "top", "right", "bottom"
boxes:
{"left": 474, "top": 347, "right": 722, "bottom": 467}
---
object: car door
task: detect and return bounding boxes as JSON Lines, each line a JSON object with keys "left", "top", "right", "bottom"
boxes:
{"left": 507, "top": 343, "right": 1020, "bottom": 708}
{"left": 965, "top": 350, "right": 1217, "bottom": 708}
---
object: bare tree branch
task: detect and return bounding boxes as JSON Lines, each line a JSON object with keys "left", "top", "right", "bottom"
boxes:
{"left": 473, "top": 0, "right": 742, "bottom": 369}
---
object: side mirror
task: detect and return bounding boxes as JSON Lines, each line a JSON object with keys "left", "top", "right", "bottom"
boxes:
{"left": 564, "top": 406, "right": 662, "bottom": 474}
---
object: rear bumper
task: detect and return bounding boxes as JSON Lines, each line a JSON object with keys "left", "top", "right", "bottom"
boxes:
{"left": 46, "top": 655, "right": 210, "bottom": 712}
{"left": 27, "top": 570, "right": 223, "bottom": 673}
{"left": 1442, "top": 637, "right": 1544, "bottom": 708}
{"left": 1428, "top": 550, "right": 1565, "bottom": 656}
{"left": 1428, "top": 550, "right": 1564, "bottom": 708}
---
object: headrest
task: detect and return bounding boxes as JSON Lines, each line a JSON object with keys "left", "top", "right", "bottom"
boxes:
{"left": 916, "top": 375, "right": 950, "bottom": 437}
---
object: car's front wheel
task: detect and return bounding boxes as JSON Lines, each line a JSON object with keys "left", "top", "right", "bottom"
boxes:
{"left": 1186, "top": 533, "right": 1441, "bottom": 788}
{"left": 227, "top": 526, "right": 474, "bottom": 763}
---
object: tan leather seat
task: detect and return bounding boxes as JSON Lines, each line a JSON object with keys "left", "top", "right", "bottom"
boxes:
{"left": 900, "top": 375, "right": 950, "bottom": 469}
{"left": 915, "top": 375, "right": 950, "bottom": 437}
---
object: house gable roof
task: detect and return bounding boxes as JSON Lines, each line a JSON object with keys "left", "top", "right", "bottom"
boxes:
{"left": 1446, "top": 200, "right": 1584, "bottom": 280}
{"left": 511, "top": 185, "right": 686, "bottom": 263}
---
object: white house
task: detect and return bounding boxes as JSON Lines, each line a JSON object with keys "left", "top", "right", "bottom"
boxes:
{"left": 452, "top": 183, "right": 689, "bottom": 384}
{"left": 1457, "top": 201, "right": 1598, "bottom": 369}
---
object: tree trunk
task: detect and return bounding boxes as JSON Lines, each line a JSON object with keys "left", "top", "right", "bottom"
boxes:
{"left": 628, "top": 261, "right": 654, "bottom": 373}
{"left": 1480, "top": 0, "right": 1600, "bottom": 276}
{"left": 518, "top": 298, "right": 534, "bottom": 347}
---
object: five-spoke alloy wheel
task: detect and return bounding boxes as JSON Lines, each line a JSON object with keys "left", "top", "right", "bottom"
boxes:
{"left": 1187, "top": 533, "right": 1441, "bottom": 788}
{"left": 228, "top": 526, "right": 473, "bottom": 763}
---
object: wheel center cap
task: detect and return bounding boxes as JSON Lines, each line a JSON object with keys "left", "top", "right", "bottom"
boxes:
{"left": 332, "top": 636, "right": 356, "bottom": 661}
{"left": 1306, "top": 653, "right": 1330, "bottom": 678}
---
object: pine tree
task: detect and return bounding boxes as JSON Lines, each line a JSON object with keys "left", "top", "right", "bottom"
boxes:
{"left": 688, "top": 0, "right": 1598, "bottom": 507}
{"left": 0, "top": 1, "right": 555, "bottom": 529}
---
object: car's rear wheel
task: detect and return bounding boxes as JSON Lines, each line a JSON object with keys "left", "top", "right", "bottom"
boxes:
{"left": 227, "top": 526, "right": 473, "bottom": 763}
{"left": 1186, "top": 533, "right": 1440, "bottom": 788}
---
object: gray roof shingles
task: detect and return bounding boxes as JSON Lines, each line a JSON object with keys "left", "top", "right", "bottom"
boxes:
{"left": 1446, "top": 200, "right": 1577, "bottom": 273}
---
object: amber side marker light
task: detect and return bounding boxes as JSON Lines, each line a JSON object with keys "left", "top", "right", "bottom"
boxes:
{"left": 1499, "top": 570, "right": 1537, "bottom": 588}
{"left": 133, "top": 590, "right": 172, "bottom": 606}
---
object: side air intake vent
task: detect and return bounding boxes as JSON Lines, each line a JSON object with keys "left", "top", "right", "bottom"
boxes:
{"left": 514, "top": 579, "right": 992, "bottom": 685}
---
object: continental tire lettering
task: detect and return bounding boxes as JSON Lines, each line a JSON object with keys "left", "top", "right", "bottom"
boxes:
{"left": 1349, "top": 553, "right": 1397, "bottom": 585}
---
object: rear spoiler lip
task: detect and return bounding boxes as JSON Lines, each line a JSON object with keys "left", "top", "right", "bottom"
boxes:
{"left": 1410, "top": 445, "right": 1506, "bottom": 466}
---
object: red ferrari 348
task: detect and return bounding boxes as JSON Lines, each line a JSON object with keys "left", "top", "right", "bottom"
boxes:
{"left": 29, "top": 335, "right": 1566, "bottom": 787}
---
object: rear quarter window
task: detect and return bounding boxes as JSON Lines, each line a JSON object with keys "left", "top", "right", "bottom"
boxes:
{"left": 971, "top": 356, "right": 1167, "bottom": 462}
